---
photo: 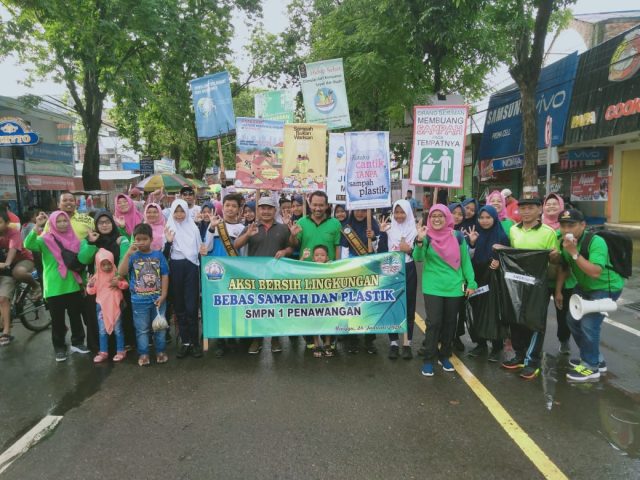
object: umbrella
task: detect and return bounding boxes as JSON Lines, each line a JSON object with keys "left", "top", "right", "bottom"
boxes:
{"left": 184, "top": 177, "right": 206, "bottom": 189}
{"left": 136, "top": 173, "right": 193, "bottom": 192}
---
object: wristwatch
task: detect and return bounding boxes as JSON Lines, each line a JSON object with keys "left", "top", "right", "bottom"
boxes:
{"left": 572, "top": 252, "right": 579, "bottom": 261}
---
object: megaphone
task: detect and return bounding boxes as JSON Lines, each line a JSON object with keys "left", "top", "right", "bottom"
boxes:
{"left": 569, "top": 294, "right": 618, "bottom": 320}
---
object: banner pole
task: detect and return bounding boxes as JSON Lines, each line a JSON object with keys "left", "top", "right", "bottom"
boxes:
{"left": 217, "top": 138, "right": 226, "bottom": 174}
{"left": 367, "top": 209, "right": 373, "bottom": 253}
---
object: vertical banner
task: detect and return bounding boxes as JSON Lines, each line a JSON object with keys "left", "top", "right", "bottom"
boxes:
{"left": 235, "top": 117, "right": 285, "bottom": 190}
{"left": 254, "top": 89, "right": 297, "bottom": 123}
{"left": 190, "top": 71, "right": 236, "bottom": 140}
{"left": 282, "top": 123, "right": 327, "bottom": 192}
{"left": 344, "top": 131, "right": 391, "bottom": 210}
{"left": 327, "top": 133, "right": 347, "bottom": 204}
{"left": 410, "top": 105, "right": 468, "bottom": 188}
{"left": 299, "top": 58, "right": 351, "bottom": 130}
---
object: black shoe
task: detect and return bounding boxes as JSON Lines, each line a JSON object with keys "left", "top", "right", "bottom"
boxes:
{"left": 402, "top": 346, "right": 413, "bottom": 360}
{"left": 213, "top": 343, "right": 225, "bottom": 358}
{"left": 191, "top": 344, "right": 203, "bottom": 358}
{"left": 453, "top": 337, "right": 465, "bottom": 352}
{"left": 366, "top": 342, "right": 378, "bottom": 354}
{"left": 467, "top": 344, "right": 488, "bottom": 357}
{"left": 177, "top": 344, "right": 191, "bottom": 359}
{"left": 488, "top": 348, "right": 502, "bottom": 363}
{"left": 347, "top": 341, "right": 359, "bottom": 354}
{"left": 388, "top": 345, "right": 399, "bottom": 360}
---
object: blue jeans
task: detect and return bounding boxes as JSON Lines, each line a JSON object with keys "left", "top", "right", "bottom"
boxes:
{"left": 96, "top": 304, "right": 124, "bottom": 353}
{"left": 567, "top": 288, "right": 621, "bottom": 370}
{"left": 132, "top": 301, "right": 166, "bottom": 356}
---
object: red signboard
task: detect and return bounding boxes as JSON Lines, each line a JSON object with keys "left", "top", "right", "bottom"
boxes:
{"left": 26, "top": 175, "right": 82, "bottom": 191}
{"left": 570, "top": 169, "right": 608, "bottom": 202}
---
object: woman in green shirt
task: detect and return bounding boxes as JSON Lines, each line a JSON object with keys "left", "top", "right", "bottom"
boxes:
{"left": 413, "top": 205, "right": 477, "bottom": 377}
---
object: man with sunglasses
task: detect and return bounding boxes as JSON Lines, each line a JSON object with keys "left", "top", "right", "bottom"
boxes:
{"left": 179, "top": 186, "right": 201, "bottom": 222}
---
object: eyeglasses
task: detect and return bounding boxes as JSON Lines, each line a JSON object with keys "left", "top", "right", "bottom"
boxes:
{"left": 97, "top": 220, "right": 112, "bottom": 225}
{"left": 181, "top": 192, "right": 194, "bottom": 196}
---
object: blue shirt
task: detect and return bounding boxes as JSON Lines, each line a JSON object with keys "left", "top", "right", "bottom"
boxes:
{"left": 128, "top": 250, "right": 169, "bottom": 304}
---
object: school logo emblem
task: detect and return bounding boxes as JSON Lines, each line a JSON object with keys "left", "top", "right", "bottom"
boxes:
{"left": 380, "top": 255, "right": 402, "bottom": 275}
{"left": 204, "top": 260, "right": 224, "bottom": 281}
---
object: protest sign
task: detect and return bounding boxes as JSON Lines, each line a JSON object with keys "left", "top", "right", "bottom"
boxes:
{"left": 299, "top": 58, "right": 351, "bottom": 130}
{"left": 410, "top": 105, "right": 468, "bottom": 188}
{"left": 327, "top": 133, "right": 347, "bottom": 204}
{"left": 254, "top": 89, "right": 297, "bottom": 123}
{"left": 201, "top": 253, "right": 407, "bottom": 338}
{"left": 344, "top": 131, "right": 391, "bottom": 210}
{"left": 235, "top": 117, "right": 284, "bottom": 190}
{"left": 282, "top": 123, "right": 327, "bottom": 192}
{"left": 190, "top": 71, "right": 235, "bottom": 140}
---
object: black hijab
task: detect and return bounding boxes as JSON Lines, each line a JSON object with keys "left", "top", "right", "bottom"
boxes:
{"left": 92, "top": 209, "right": 123, "bottom": 265}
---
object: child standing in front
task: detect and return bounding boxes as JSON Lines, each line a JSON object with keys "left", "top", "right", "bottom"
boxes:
{"left": 302, "top": 245, "right": 335, "bottom": 358}
{"left": 87, "top": 248, "right": 129, "bottom": 363}
{"left": 119, "top": 223, "right": 169, "bottom": 366}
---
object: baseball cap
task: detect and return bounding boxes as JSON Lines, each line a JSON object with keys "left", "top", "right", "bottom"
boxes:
{"left": 258, "top": 196, "right": 277, "bottom": 208}
{"left": 558, "top": 209, "right": 585, "bottom": 223}
{"left": 501, "top": 188, "right": 513, "bottom": 198}
{"left": 517, "top": 197, "right": 542, "bottom": 206}
{"left": 180, "top": 186, "right": 195, "bottom": 195}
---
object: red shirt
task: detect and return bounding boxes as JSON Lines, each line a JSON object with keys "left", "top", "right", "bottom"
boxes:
{"left": 0, "top": 227, "right": 34, "bottom": 262}
{"left": 505, "top": 201, "right": 521, "bottom": 223}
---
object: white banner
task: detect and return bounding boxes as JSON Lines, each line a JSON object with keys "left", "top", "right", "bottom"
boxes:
{"left": 327, "top": 133, "right": 346, "bottom": 204}
{"left": 344, "top": 132, "right": 391, "bottom": 210}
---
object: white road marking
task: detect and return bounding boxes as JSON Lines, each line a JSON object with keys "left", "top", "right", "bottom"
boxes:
{"left": 605, "top": 318, "right": 640, "bottom": 338}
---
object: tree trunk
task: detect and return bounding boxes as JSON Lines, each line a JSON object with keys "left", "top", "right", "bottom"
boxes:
{"left": 519, "top": 82, "right": 538, "bottom": 198}
{"left": 82, "top": 115, "right": 103, "bottom": 190}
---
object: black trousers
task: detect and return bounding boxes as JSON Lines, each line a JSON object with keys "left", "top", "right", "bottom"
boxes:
{"left": 170, "top": 259, "right": 200, "bottom": 346}
{"left": 389, "top": 261, "right": 417, "bottom": 342}
{"left": 549, "top": 287, "right": 571, "bottom": 343}
{"left": 511, "top": 323, "right": 546, "bottom": 368}
{"left": 423, "top": 294, "right": 463, "bottom": 362}
{"left": 48, "top": 291, "right": 85, "bottom": 352}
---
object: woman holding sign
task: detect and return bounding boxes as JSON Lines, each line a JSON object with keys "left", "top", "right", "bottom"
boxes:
{"left": 413, "top": 205, "right": 476, "bottom": 377}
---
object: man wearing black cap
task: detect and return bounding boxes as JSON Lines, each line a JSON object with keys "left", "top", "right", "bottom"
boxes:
{"left": 179, "top": 186, "right": 201, "bottom": 221}
{"left": 501, "top": 197, "right": 559, "bottom": 379}
{"left": 556, "top": 209, "right": 624, "bottom": 382}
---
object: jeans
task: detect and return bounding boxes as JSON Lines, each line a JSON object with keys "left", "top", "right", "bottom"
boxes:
{"left": 567, "top": 288, "right": 621, "bottom": 369}
{"left": 96, "top": 304, "right": 124, "bottom": 353}
{"left": 132, "top": 301, "right": 167, "bottom": 356}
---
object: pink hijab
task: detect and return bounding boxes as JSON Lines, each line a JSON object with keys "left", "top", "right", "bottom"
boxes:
{"left": 114, "top": 194, "right": 143, "bottom": 235}
{"left": 487, "top": 190, "right": 507, "bottom": 220}
{"left": 426, "top": 204, "right": 461, "bottom": 270}
{"left": 42, "top": 211, "right": 82, "bottom": 284}
{"left": 144, "top": 203, "right": 165, "bottom": 251}
{"left": 542, "top": 193, "right": 565, "bottom": 230}
{"left": 92, "top": 249, "right": 126, "bottom": 334}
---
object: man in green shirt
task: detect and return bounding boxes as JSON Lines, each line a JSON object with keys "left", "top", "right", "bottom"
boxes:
{"left": 289, "top": 191, "right": 341, "bottom": 261}
{"left": 557, "top": 209, "right": 624, "bottom": 382}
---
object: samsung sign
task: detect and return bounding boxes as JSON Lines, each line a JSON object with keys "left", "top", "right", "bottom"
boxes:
{"left": 479, "top": 52, "right": 578, "bottom": 161}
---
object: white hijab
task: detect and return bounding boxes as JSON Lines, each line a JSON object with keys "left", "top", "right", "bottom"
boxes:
{"left": 166, "top": 199, "right": 201, "bottom": 265}
{"left": 387, "top": 199, "right": 417, "bottom": 262}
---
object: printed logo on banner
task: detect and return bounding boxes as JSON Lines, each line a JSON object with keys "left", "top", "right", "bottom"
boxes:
{"left": 608, "top": 29, "right": 640, "bottom": 82}
{"left": 380, "top": 255, "right": 402, "bottom": 275}
{"left": 205, "top": 261, "right": 225, "bottom": 281}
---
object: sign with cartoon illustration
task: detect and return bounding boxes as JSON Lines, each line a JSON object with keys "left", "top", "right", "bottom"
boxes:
{"left": 327, "top": 133, "right": 347, "bottom": 204}
{"left": 410, "top": 105, "right": 468, "bottom": 188}
{"left": 282, "top": 123, "right": 327, "bottom": 193}
{"left": 235, "top": 117, "right": 285, "bottom": 190}
{"left": 299, "top": 58, "right": 351, "bottom": 130}
{"left": 254, "top": 89, "right": 297, "bottom": 123}
{"left": 344, "top": 131, "right": 391, "bottom": 210}
{"left": 190, "top": 71, "right": 235, "bottom": 140}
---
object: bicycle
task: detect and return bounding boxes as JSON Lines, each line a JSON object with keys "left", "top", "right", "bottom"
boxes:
{"left": 11, "top": 279, "right": 51, "bottom": 332}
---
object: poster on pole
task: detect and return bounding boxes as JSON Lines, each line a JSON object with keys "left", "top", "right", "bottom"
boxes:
{"left": 254, "top": 89, "right": 297, "bottom": 123}
{"left": 299, "top": 58, "right": 351, "bottom": 130}
{"left": 190, "top": 71, "right": 236, "bottom": 140}
{"left": 410, "top": 105, "right": 468, "bottom": 188}
{"left": 282, "top": 123, "right": 327, "bottom": 192}
{"left": 327, "top": 133, "right": 347, "bottom": 204}
{"left": 234, "top": 118, "right": 285, "bottom": 190}
{"left": 344, "top": 131, "right": 391, "bottom": 210}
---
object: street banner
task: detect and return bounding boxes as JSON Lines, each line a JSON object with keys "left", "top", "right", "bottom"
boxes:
{"left": 327, "top": 133, "right": 347, "bottom": 204}
{"left": 410, "top": 105, "right": 468, "bottom": 188}
{"left": 571, "top": 169, "right": 609, "bottom": 202}
{"left": 190, "top": 71, "right": 235, "bottom": 140}
{"left": 254, "top": 89, "right": 297, "bottom": 123}
{"left": 344, "top": 131, "right": 391, "bottom": 210}
{"left": 282, "top": 123, "right": 327, "bottom": 192}
{"left": 235, "top": 117, "right": 285, "bottom": 190}
{"left": 299, "top": 58, "right": 351, "bottom": 130}
{"left": 201, "top": 253, "right": 407, "bottom": 338}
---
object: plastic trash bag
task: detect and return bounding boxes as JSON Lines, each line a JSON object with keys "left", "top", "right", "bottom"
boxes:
{"left": 152, "top": 307, "right": 168, "bottom": 332}
{"left": 468, "top": 264, "right": 506, "bottom": 340}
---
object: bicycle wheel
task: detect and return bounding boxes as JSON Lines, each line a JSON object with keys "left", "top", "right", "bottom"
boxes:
{"left": 16, "top": 286, "right": 51, "bottom": 332}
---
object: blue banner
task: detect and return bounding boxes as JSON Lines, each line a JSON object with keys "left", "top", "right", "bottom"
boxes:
{"left": 190, "top": 71, "right": 235, "bottom": 140}
{"left": 479, "top": 52, "right": 579, "bottom": 160}
{"left": 492, "top": 155, "right": 524, "bottom": 172}
{"left": 567, "top": 147, "right": 608, "bottom": 162}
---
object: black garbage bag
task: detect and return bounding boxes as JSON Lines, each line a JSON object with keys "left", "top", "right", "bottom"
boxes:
{"left": 468, "top": 264, "right": 507, "bottom": 340}
{"left": 497, "top": 248, "right": 551, "bottom": 332}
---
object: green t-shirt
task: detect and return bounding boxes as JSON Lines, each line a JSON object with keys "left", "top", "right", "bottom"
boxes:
{"left": 561, "top": 233, "right": 624, "bottom": 292}
{"left": 509, "top": 222, "right": 559, "bottom": 251}
{"left": 501, "top": 218, "right": 515, "bottom": 237}
{"left": 296, "top": 216, "right": 342, "bottom": 261}
{"left": 412, "top": 233, "right": 478, "bottom": 297}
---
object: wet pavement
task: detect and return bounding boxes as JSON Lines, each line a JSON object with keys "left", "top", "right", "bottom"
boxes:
{"left": 1, "top": 241, "right": 639, "bottom": 478}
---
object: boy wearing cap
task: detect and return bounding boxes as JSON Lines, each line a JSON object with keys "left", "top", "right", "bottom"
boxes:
{"left": 557, "top": 209, "right": 624, "bottom": 382}
{"left": 502, "top": 197, "right": 559, "bottom": 379}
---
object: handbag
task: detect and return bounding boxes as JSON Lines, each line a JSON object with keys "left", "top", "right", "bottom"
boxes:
{"left": 53, "top": 237, "right": 85, "bottom": 273}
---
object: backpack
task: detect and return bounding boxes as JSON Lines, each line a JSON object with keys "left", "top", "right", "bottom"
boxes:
{"left": 53, "top": 237, "right": 86, "bottom": 273}
{"left": 579, "top": 230, "right": 632, "bottom": 279}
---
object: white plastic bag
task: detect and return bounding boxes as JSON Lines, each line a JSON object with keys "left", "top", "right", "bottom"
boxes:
{"left": 152, "top": 307, "right": 168, "bottom": 332}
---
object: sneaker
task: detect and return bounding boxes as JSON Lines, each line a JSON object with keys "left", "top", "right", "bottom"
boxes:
{"left": 93, "top": 352, "right": 109, "bottom": 364}
{"left": 519, "top": 366, "right": 540, "bottom": 380}
{"left": 191, "top": 344, "right": 203, "bottom": 358}
{"left": 569, "top": 358, "right": 607, "bottom": 373}
{"left": 70, "top": 344, "right": 90, "bottom": 354}
{"left": 55, "top": 351, "right": 68, "bottom": 362}
{"left": 248, "top": 340, "right": 262, "bottom": 354}
{"left": 0, "top": 334, "right": 14, "bottom": 346}
{"left": 347, "top": 341, "right": 359, "bottom": 354}
{"left": 388, "top": 345, "right": 399, "bottom": 360}
{"left": 438, "top": 358, "right": 455, "bottom": 372}
{"left": 501, "top": 358, "right": 524, "bottom": 370}
{"left": 488, "top": 349, "right": 502, "bottom": 363}
{"left": 402, "top": 346, "right": 413, "bottom": 360}
{"left": 467, "top": 344, "right": 488, "bottom": 357}
{"left": 453, "top": 337, "right": 465, "bottom": 352}
{"left": 566, "top": 364, "right": 600, "bottom": 382}
{"left": 271, "top": 338, "right": 283, "bottom": 353}
{"left": 365, "top": 342, "right": 378, "bottom": 355}
{"left": 421, "top": 363, "right": 434, "bottom": 377}
{"left": 177, "top": 344, "right": 192, "bottom": 359}
{"left": 559, "top": 341, "right": 571, "bottom": 355}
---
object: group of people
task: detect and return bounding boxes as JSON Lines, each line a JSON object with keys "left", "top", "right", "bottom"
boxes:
{"left": 0, "top": 184, "right": 625, "bottom": 383}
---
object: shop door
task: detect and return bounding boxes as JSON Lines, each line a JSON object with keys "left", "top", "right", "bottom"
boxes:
{"left": 620, "top": 149, "right": 640, "bottom": 222}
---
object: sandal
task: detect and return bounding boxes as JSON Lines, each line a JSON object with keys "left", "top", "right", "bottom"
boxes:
{"left": 156, "top": 352, "right": 168, "bottom": 364}
{"left": 93, "top": 352, "right": 109, "bottom": 363}
{"left": 0, "top": 334, "right": 14, "bottom": 346}
{"left": 113, "top": 351, "right": 127, "bottom": 362}
{"left": 313, "top": 346, "right": 324, "bottom": 358}
{"left": 323, "top": 345, "right": 334, "bottom": 357}
{"left": 138, "top": 354, "right": 150, "bottom": 367}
